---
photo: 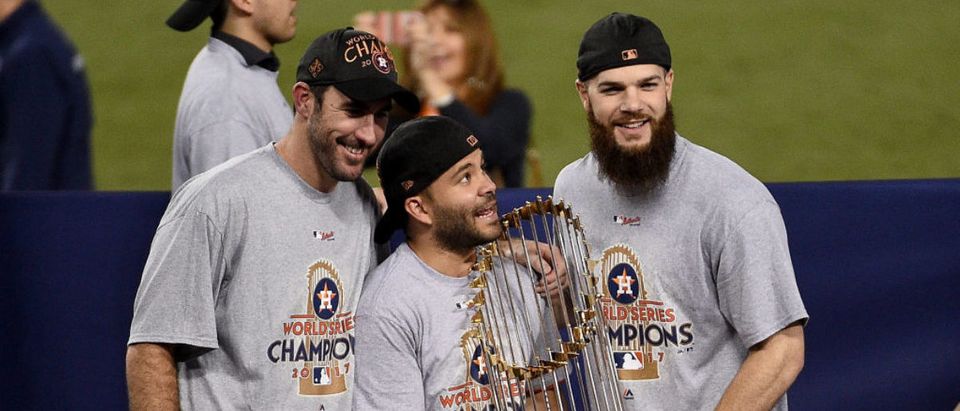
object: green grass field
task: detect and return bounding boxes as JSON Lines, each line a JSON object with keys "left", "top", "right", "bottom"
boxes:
{"left": 43, "top": 1, "right": 960, "bottom": 190}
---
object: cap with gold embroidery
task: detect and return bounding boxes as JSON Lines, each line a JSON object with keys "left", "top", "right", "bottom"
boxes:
{"left": 296, "top": 28, "right": 420, "bottom": 113}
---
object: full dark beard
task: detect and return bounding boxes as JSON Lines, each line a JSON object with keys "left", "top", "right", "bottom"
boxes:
{"left": 432, "top": 194, "right": 501, "bottom": 253}
{"left": 588, "top": 102, "right": 677, "bottom": 193}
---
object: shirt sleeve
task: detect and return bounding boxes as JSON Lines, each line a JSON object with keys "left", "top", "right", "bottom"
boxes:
{"left": 353, "top": 312, "right": 426, "bottom": 410}
{"left": 174, "top": 119, "right": 263, "bottom": 189}
{"left": 127, "top": 211, "right": 226, "bottom": 355}
{"left": 716, "top": 201, "right": 809, "bottom": 348}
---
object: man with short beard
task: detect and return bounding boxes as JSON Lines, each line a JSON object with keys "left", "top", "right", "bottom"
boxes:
{"left": 353, "top": 116, "right": 560, "bottom": 410}
{"left": 554, "top": 13, "right": 808, "bottom": 410}
{"left": 126, "top": 28, "right": 419, "bottom": 410}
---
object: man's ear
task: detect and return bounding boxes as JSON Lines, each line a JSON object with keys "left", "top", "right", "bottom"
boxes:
{"left": 228, "top": 0, "right": 254, "bottom": 15}
{"left": 575, "top": 79, "right": 591, "bottom": 113}
{"left": 405, "top": 195, "right": 432, "bottom": 226}
{"left": 292, "top": 82, "right": 315, "bottom": 119}
{"left": 665, "top": 69, "right": 674, "bottom": 103}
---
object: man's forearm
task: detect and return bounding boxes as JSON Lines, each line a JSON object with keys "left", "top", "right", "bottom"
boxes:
{"left": 126, "top": 343, "right": 179, "bottom": 411}
{"left": 716, "top": 322, "right": 805, "bottom": 411}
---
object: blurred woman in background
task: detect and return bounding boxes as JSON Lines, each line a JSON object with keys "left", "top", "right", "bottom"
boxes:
{"left": 361, "top": 0, "right": 533, "bottom": 187}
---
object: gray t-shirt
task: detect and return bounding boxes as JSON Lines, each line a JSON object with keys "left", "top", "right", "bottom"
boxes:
{"left": 171, "top": 37, "right": 293, "bottom": 191}
{"left": 353, "top": 243, "right": 559, "bottom": 410}
{"left": 553, "top": 135, "right": 808, "bottom": 410}
{"left": 129, "top": 144, "right": 384, "bottom": 409}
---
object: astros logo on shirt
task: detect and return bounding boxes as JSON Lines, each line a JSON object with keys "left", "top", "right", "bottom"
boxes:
{"left": 437, "top": 330, "right": 526, "bottom": 409}
{"left": 598, "top": 244, "right": 695, "bottom": 381}
{"left": 468, "top": 343, "right": 491, "bottom": 385}
{"left": 267, "top": 260, "right": 355, "bottom": 397}
{"left": 607, "top": 263, "right": 640, "bottom": 305}
{"left": 313, "top": 278, "right": 340, "bottom": 320}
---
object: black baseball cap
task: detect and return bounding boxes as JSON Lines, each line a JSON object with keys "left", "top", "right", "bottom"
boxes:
{"left": 577, "top": 13, "right": 671, "bottom": 81}
{"left": 296, "top": 28, "right": 420, "bottom": 113}
{"left": 374, "top": 116, "right": 481, "bottom": 243}
{"left": 166, "top": 0, "right": 220, "bottom": 32}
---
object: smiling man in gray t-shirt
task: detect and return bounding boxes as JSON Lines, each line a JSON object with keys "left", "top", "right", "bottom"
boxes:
{"left": 554, "top": 13, "right": 808, "bottom": 411}
{"left": 126, "top": 28, "right": 419, "bottom": 410}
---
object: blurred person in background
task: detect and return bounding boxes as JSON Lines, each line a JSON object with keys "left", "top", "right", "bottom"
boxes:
{"left": 359, "top": 0, "right": 532, "bottom": 188}
{"left": 167, "top": 0, "right": 297, "bottom": 191}
{"left": 0, "top": 0, "right": 92, "bottom": 191}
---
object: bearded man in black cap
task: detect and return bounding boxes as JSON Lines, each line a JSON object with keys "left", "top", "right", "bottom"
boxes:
{"left": 126, "top": 28, "right": 418, "bottom": 410}
{"left": 353, "top": 116, "right": 562, "bottom": 410}
{"left": 166, "top": 0, "right": 298, "bottom": 191}
{"left": 553, "top": 13, "right": 808, "bottom": 410}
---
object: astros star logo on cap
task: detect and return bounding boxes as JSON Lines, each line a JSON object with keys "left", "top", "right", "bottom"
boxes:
{"left": 371, "top": 50, "right": 392, "bottom": 74}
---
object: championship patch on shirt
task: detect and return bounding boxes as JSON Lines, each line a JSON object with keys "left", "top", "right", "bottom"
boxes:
{"left": 598, "top": 244, "right": 695, "bottom": 381}
{"left": 437, "top": 330, "right": 527, "bottom": 410}
{"left": 267, "top": 260, "right": 356, "bottom": 396}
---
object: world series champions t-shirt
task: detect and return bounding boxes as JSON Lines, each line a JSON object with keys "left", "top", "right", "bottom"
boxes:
{"left": 553, "top": 135, "right": 808, "bottom": 410}
{"left": 129, "top": 143, "right": 385, "bottom": 409}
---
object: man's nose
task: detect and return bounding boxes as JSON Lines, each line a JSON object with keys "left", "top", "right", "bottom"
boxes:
{"left": 619, "top": 88, "right": 643, "bottom": 113}
{"left": 354, "top": 114, "right": 378, "bottom": 145}
{"left": 479, "top": 171, "right": 497, "bottom": 197}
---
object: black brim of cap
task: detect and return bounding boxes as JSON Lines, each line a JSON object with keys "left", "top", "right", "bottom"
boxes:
{"left": 166, "top": 0, "right": 219, "bottom": 32}
{"left": 374, "top": 203, "right": 406, "bottom": 244}
{"left": 334, "top": 78, "right": 421, "bottom": 114}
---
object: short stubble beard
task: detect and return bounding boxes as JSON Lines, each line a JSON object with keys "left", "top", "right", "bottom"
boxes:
{"left": 307, "top": 102, "right": 362, "bottom": 183}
